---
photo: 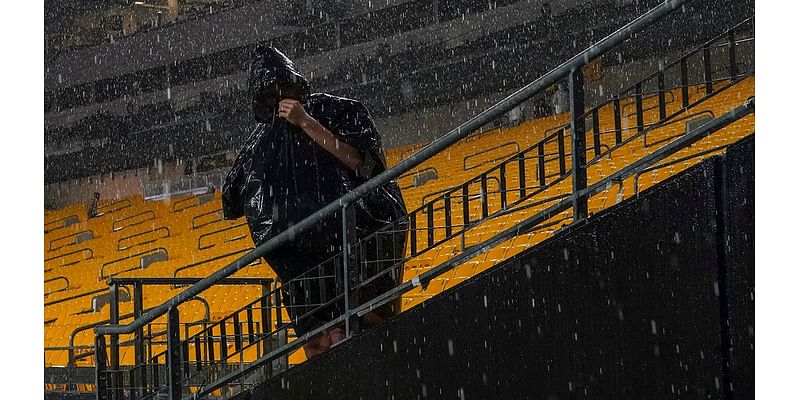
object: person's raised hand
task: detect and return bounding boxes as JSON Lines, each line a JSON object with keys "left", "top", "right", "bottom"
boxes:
{"left": 277, "top": 99, "right": 311, "bottom": 127}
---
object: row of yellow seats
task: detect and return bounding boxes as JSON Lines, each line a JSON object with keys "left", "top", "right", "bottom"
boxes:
{"left": 397, "top": 78, "right": 753, "bottom": 308}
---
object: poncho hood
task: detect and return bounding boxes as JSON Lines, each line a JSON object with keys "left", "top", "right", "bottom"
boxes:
{"left": 249, "top": 45, "right": 310, "bottom": 123}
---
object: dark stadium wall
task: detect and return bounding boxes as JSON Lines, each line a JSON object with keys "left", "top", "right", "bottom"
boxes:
{"left": 43, "top": 0, "right": 754, "bottom": 195}
{"left": 374, "top": 39, "right": 755, "bottom": 148}
{"left": 45, "top": 0, "right": 589, "bottom": 91}
{"left": 243, "top": 137, "right": 754, "bottom": 400}
{"left": 43, "top": 35, "right": 755, "bottom": 206}
{"left": 721, "top": 137, "right": 755, "bottom": 398}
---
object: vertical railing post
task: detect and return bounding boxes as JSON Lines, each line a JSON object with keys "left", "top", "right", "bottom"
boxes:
{"left": 109, "top": 284, "right": 121, "bottom": 400}
{"left": 634, "top": 82, "right": 644, "bottom": 134}
{"left": 443, "top": 194, "right": 453, "bottom": 237}
{"left": 426, "top": 203, "right": 435, "bottom": 247}
{"left": 341, "top": 204, "right": 360, "bottom": 337}
{"left": 260, "top": 283, "right": 271, "bottom": 349}
{"left": 461, "top": 183, "right": 470, "bottom": 227}
{"left": 591, "top": 108, "right": 601, "bottom": 158}
{"left": 498, "top": 164, "right": 507, "bottom": 209}
{"left": 703, "top": 43, "right": 713, "bottom": 95}
{"left": 133, "top": 282, "right": 145, "bottom": 397}
{"left": 408, "top": 212, "right": 417, "bottom": 256}
{"left": 219, "top": 320, "right": 228, "bottom": 366}
{"left": 95, "top": 335, "right": 109, "bottom": 400}
{"left": 728, "top": 31, "right": 738, "bottom": 80}
{"left": 537, "top": 143, "right": 545, "bottom": 187}
{"left": 680, "top": 58, "right": 690, "bottom": 108}
{"left": 480, "top": 175, "right": 489, "bottom": 219}
{"left": 613, "top": 96, "right": 623, "bottom": 144}
{"left": 166, "top": 307, "right": 182, "bottom": 400}
{"left": 557, "top": 129, "right": 566, "bottom": 175}
{"left": 569, "top": 67, "right": 588, "bottom": 221}
{"left": 518, "top": 152, "right": 528, "bottom": 196}
{"left": 273, "top": 289, "right": 288, "bottom": 373}
{"left": 657, "top": 67, "right": 667, "bottom": 120}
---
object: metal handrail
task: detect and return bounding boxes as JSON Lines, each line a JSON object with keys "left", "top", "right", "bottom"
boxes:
{"left": 95, "top": 0, "right": 690, "bottom": 339}
{"left": 587, "top": 76, "right": 750, "bottom": 165}
{"left": 95, "top": 7, "right": 758, "bottom": 400}
{"left": 70, "top": 277, "right": 272, "bottom": 354}
{"left": 189, "top": 100, "right": 755, "bottom": 398}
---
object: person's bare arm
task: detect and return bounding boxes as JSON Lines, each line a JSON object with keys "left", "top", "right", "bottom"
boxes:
{"left": 278, "top": 99, "right": 364, "bottom": 172}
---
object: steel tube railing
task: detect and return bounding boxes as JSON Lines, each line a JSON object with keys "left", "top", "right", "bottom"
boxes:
{"left": 192, "top": 99, "right": 754, "bottom": 397}
{"left": 96, "top": 0, "right": 687, "bottom": 338}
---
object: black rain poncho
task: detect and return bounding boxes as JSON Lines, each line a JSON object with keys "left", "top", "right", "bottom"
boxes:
{"left": 222, "top": 46, "right": 408, "bottom": 334}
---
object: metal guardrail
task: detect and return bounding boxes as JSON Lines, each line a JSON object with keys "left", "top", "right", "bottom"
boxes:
{"left": 91, "top": 3, "right": 758, "bottom": 399}
{"left": 95, "top": 0, "right": 686, "bottom": 362}
{"left": 183, "top": 99, "right": 754, "bottom": 400}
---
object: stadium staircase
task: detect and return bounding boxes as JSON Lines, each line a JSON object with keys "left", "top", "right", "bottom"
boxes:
{"left": 43, "top": 2, "right": 754, "bottom": 398}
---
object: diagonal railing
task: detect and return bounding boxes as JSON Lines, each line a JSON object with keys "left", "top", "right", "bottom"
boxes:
{"left": 91, "top": 2, "right": 758, "bottom": 399}
{"left": 179, "top": 98, "right": 753, "bottom": 400}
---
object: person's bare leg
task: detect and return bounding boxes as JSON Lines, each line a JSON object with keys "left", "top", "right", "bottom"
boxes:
{"left": 328, "top": 327, "right": 346, "bottom": 345}
{"left": 359, "top": 311, "right": 385, "bottom": 329}
{"left": 303, "top": 332, "right": 332, "bottom": 359}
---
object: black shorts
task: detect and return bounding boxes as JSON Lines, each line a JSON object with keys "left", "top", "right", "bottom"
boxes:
{"left": 264, "top": 222, "right": 407, "bottom": 336}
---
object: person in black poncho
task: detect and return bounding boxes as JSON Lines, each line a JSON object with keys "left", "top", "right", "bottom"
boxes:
{"left": 222, "top": 46, "right": 408, "bottom": 359}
